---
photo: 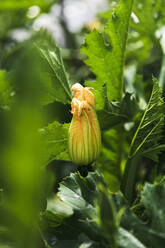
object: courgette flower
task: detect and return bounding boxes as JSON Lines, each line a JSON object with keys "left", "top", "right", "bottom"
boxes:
{"left": 68, "top": 83, "right": 101, "bottom": 165}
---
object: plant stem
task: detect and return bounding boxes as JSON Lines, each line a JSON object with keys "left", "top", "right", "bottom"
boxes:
{"left": 159, "top": 54, "right": 165, "bottom": 98}
{"left": 117, "top": 126, "right": 124, "bottom": 179}
{"left": 120, "top": 155, "right": 141, "bottom": 204}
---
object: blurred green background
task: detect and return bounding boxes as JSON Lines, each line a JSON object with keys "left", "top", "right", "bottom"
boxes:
{"left": 0, "top": 0, "right": 165, "bottom": 247}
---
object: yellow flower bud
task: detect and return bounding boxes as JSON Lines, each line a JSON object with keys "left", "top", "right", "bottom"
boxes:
{"left": 68, "top": 83, "right": 101, "bottom": 165}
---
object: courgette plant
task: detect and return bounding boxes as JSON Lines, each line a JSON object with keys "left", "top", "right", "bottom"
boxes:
{"left": 0, "top": 0, "right": 165, "bottom": 247}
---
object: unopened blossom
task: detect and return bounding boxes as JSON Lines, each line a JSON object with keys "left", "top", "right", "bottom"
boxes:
{"left": 68, "top": 83, "right": 101, "bottom": 165}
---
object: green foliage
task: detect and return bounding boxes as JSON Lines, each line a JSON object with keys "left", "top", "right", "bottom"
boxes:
{"left": 121, "top": 78, "right": 165, "bottom": 203}
{"left": 41, "top": 172, "right": 165, "bottom": 248}
{"left": 82, "top": 0, "right": 134, "bottom": 101}
{"left": 97, "top": 88, "right": 138, "bottom": 192}
{"left": 129, "top": 78, "right": 165, "bottom": 161}
{"left": 81, "top": 0, "right": 139, "bottom": 196}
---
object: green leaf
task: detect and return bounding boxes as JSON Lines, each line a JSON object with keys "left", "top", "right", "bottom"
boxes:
{"left": 116, "top": 227, "right": 146, "bottom": 248}
{"left": 41, "top": 196, "right": 73, "bottom": 229}
{"left": 120, "top": 92, "right": 139, "bottom": 119}
{"left": 98, "top": 109, "right": 126, "bottom": 130}
{"left": 57, "top": 172, "right": 108, "bottom": 243}
{"left": 38, "top": 46, "right": 72, "bottom": 105}
{"left": 40, "top": 121, "right": 69, "bottom": 165}
{"left": 141, "top": 181, "right": 165, "bottom": 233}
{"left": 41, "top": 172, "right": 108, "bottom": 247}
{"left": 129, "top": 77, "right": 165, "bottom": 161}
{"left": 97, "top": 89, "right": 139, "bottom": 130}
{"left": 81, "top": 0, "right": 134, "bottom": 101}
{"left": 97, "top": 84, "right": 128, "bottom": 130}
{"left": 57, "top": 172, "right": 102, "bottom": 218}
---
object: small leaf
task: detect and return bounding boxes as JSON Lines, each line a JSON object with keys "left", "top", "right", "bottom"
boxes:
{"left": 96, "top": 84, "right": 128, "bottom": 130}
{"left": 120, "top": 92, "right": 139, "bottom": 119}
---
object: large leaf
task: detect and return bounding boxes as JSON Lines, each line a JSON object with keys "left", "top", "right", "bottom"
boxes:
{"left": 40, "top": 121, "right": 69, "bottom": 165}
{"left": 81, "top": 0, "right": 134, "bottom": 101}
{"left": 57, "top": 172, "right": 108, "bottom": 243}
{"left": 38, "top": 46, "right": 72, "bottom": 105}
{"left": 57, "top": 172, "right": 104, "bottom": 218}
{"left": 41, "top": 172, "right": 108, "bottom": 247}
{"left": 129, "top": 77, "right": 165, "bottom": 161}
